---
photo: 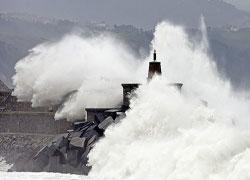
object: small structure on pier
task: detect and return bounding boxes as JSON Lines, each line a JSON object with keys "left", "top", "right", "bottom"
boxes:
{"left": 85, "top": 50, "right": 183, "bottom": 121}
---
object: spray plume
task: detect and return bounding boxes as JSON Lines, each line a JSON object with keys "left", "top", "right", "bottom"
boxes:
{"left": 12, "top": 34, "right": 143, "bottom": 121}
{"left": 88, "top": 22, "right": 250, "bottom": 180}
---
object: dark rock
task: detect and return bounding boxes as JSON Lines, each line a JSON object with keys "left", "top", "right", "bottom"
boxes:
{"left": 115, "top": 112, "right": 126, "bottom": 123}
{"left": 104, "top": 109, "right": 119, "bottom": 119}
{"left": 54, "top": 136, "right": 69, "bottom": 149}
{"left": 47, "top": 156, "right": 61, "bottom": 172}
{"left": 52, "top": 133, "right": 68, "bottom": 143}
{"left": 54, "top": 149, "right": 66, "bottom": 164}
{"left": 86, "top": 124, "right": 97, "bottom": 132}
{"left": 120, "top": 105, "right": 129, "bottom": 112}
{"left": 83, "top": 129, "right": 101, "bottom": 140}
{"left": 33, "top": 146, "right": 50, "bottom": 170}
{"left": 72, "top": 122, "right": 86, "bottom": 131}
{"left": 46, "top": 145, "right": 58, "bottom": 156}
{"left": 67, "top": 149, "right": 82, "bottom": 168}
{"left": 81, "top": 145, "right": 92, "bottom": 164}
{"left": 60, "top": 146, "right": 67, "bottom": 154}
{"left": 77, "top": 163, "right": 92, "bottom": 175}
{"left": 98, "top": 116, "right": 114, "bottom": 130}
{"left": 87, "top": 135, "right": 98, "bottom": 147}
{"left": 69, "top": 131, "right": 83, "bottom": 138}
{"left": 94, "top": 113, "right": 105, "bottom": 124}
{"left": 70, "top": 137, "right": 86, "bottom": 149}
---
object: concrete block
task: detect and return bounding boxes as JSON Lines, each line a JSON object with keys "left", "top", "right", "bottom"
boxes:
{"left": 98, "top": 116, "right": 114, "bottom": 130}
{"left": 52, "top": 133, "right": 68, "bottom": 143}
{"left": 115, "top": 112, "right": 126, "bottom": 123}
{"left": 55, "top": 136, "right": 69, "bottom": 149}
{"left": 70, "top": 131, "right": 83, "bottom": 138}
{"left": 77, "top": 164, "right": 92, "bottom": 175}
{"left": 83, "top": 129, "right": 100, "bottom": 140}
{"left": 60, "top": 146, "right": 67, "bottom": 154}
{"left": 72, "top": 121, "right": 86, "bottom": 130}
{"left": 47, "top": 145, "right": 58, "bottom": 156}
{"left": 81, "top": 145, "right": 92, "bottom": 164}
{"left": 86, "top": 124, "right": 97, "bottom": 131}
{"left": 67, "top": 149, "right": 81, "bottom": 167}
{"left": 70, "top": 137, "right": 86, "bottom": 149}
{"left": 87, "top": 135, "right": 98, "bottom": 147}
{"left": 94, "top": 113, "right": 105, "bottom": 124}
{"left": 34, "top": 146, "right": 49, "bottom": 159}
{"left": 47, "top": 156, "right": 60, "bottom": 172}
{"left": 33, "top": 146, "right": 50, "bottom": 170}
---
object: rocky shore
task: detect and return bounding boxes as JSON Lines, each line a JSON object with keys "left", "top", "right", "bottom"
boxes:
{"left": 0, "top": 134, "right": 53, "bottom": 172}
{"left": 0, "top": 111, "right": 125, "bottom": 174}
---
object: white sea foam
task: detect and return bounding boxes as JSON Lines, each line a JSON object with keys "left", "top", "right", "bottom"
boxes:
{"left": 88, "top": 22, "right": 250, "bottom": 180}
{"left": 0, "top": 157, "right": 12, "bottom": 172}
{"left": 0, "top": 172, "right": 95, "bottom": 180}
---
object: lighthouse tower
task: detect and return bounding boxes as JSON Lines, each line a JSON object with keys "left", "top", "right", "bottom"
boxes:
{"left": 147, "top": 50, "right": 162, "bottom": 82}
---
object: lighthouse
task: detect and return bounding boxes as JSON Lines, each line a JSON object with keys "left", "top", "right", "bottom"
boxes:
{"left": 147, "top": 50, "right": 162, "bottom": 82}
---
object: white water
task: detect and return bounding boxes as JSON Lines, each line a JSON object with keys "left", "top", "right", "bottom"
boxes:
{"left": 8, "top": 20, "right": 250, "bottom": 179}
{"left": 0, "top": 157, "right": 92, "bottom": 180}
{"left": 12, "top": 34, "right": 143, "bottom": 121}
{"left": 88, "top": 22, "right": 250, "bottom": 180}
{"left": 0, "top": 172, "right": 91, "bottom": 180}
{"left": 0, "top": 157, "right": 12, "bottom": 172}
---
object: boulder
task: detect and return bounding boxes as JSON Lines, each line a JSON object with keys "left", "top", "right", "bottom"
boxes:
{"left": 98, "top": 116, "right": 114, "bottom": 130}
{"left": 67, "top": 149, "right": 82, "bottom": 167}
{"left": 83, "top": 129, "right": 101, "bottom": 140}
{"left": 60, "top": 146, "right": 67, "bottom": 154}
{"left": 69, "top": 131, "right": 83, "bottom": 138}
{"left": 52, "top": 133, "right": 68, "bottom": 143}
{"left": 86, "top": 124, "right": 98, "bottom": 132}
{"left": 33, "top": 146, "right": 50, "bottom": 170}
{"left": 94, "top": 113, "right": 105, "bottom": 124}
{"left": 54, "top": 136, "right": 69, "bottom": 149}
{"left": 115, "top": 112, "right": 126, "bottom": 123}
{"left": 46, "top": 156, "right": 61, "bottom": 172}
{"left": 72, "top": 122, "right": 86, "bottom": 131}
{"left": 46, "top": 145, "right": 59, "bottom": 156}
{"left": 87, "top": 135, "right": 98, "bottom": 147}
{"left": 81, "top": 145, "right": 92, "bottom": 164}
{"left": 70, "top": 137, "right": 86, "bottom": 149}
{"left": 77, "top": 163, "right": 92, "bottom": 175}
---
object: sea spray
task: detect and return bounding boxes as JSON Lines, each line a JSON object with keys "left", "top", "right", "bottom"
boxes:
{"left": 0, "top": 157, "right": 12, "bottom": 172}
{"left": 88, "top": 77, "right": 250, "bottom": 180}
{"left": 12, "top": 34, "right": 143, "bottom": 121}
{"left": 88, "top": 22, "right": 250, "bottom": 179}
{"left": 11, "top": 20, "right": 250, "bottom": 179}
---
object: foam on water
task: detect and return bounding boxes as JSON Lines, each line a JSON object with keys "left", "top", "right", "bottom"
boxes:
{"left": 0, "top": 172, "right": 94, "bottom": 180}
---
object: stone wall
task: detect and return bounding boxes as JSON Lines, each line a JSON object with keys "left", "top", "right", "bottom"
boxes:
{"left": 0, "top": 90, "right": 50, "bottom": 112}
{"left": 0, "top": 112, "right": 71, "bottom": 135}
{"left": 0, "top": 89, "right": 72, "bottom": 135}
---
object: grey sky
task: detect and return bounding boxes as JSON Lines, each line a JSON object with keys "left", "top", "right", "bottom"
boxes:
{"left": 0, "top": 0, "right": 249, "bottom": 29}
{"left": 223, "top": 0, "right": 250, "bottom": 12}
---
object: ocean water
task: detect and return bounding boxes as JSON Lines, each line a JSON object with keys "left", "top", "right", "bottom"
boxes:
{"left": 0, "top": 157, "right": 94, "bottom": 180}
